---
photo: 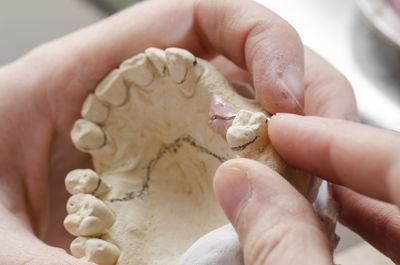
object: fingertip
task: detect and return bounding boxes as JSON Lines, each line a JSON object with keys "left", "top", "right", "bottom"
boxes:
{"left": 214, "top": 158, "right": 333, "bottom": 265}
{"left": 268, "top": 113, "right": 303, "bottom": 146}
{"left": 214, "top": 158, "right": 253, "bottom": 224}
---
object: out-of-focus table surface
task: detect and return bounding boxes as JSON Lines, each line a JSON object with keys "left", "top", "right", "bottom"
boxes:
{"left": 0, "top": 0, "right": 398, "bottom": 264}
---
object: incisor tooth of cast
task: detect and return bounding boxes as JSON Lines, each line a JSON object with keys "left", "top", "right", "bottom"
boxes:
{"left": 166, "top": 47, "right": 202, "bottom": 98}
{"left": 145, "top": 47, "right": 167, "bottom": 76}
{"left": 71, "top": 237, "right": 120, "bottom": 265}
{"left": 64, "top": 194, "right": 115, "bottom": 237}
{"left": 120, "top": 53, "right": 154, "bottom": 88}
{"left": 165, "top": 48, "right": 195, "bottom": 84}
{"left": 95, "top": 69, "right": 128, "bottom": 106}
{"left": 81, "top": 94, "right": 109, "bottom": 124}
{"left": 65, "top": 169, "right": 110, "bottom": 196}
{"left": 71, "top": 119, "right": 106, "bottom": 151}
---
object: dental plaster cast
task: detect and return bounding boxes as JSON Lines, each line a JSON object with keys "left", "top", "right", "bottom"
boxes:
{"left": 64, "top": 47, "right": 338, "bottom": 265}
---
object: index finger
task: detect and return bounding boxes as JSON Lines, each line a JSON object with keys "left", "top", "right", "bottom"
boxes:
{"left": 268, "top": 114, "right": 400, "bottom": 206}
{"left": 26, "top": 0, "right": 305, "bottom": 114}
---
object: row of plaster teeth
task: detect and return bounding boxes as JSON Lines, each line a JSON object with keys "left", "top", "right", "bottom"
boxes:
{"left": 65, "top": 47, "right": 204, "bottom": 264}
{"left": 64, "top": 169, "right": 119, "bottom": 265}
{"left": 70, "top": 47, "right": 203, "bottom": 153}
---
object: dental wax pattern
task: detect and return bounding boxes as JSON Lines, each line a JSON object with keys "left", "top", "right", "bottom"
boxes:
{"left": 65, "top": 47, "right": 337, "bottom": 265}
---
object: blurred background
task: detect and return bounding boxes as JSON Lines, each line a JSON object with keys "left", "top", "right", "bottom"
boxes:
{"left": 0, "top": 0, "right": 398, "bottom": 264}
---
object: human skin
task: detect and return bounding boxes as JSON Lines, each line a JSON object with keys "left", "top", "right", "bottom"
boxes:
{"left": 0, "top": 0, "right": 363, "bottom": 264}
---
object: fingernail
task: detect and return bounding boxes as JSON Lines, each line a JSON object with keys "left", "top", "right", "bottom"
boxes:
{"left": 278, "top": 65, "right": 304, "bottom": 111}
{"left": 214, "top": 165, "right": 252, "bottom": 224}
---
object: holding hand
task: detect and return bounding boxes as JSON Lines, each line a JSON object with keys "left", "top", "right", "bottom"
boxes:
{"left": 214, "top": 116, "right": 400, "bottom": 264}
{"left": 0, "top": 0, "right": 365, "bottom": 264}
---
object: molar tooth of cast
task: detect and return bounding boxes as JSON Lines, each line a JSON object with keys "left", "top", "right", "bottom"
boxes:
{"left": 71, "top": 119, "right": 106, "bottom": 152}
{"left": 71, "top": 237, "right": 120, "bottom": 265}
{"left": 70, "top": 237, "right": 87, "bottom": 258}
{"left": 120, "top": 53, "right": 155, "bottom": 89}
{"left": 95, "top": 69, "right": 128, "bottom": 106}
{"left": 81, "top": 94, "right": 109, "bottom": 124}
{"left": 247, "top": 112, "right": 268, "bottom": 133}
{"left": 231, "top": 110, "right": 253, "bottom": 127}
{"left": 226, "top": 125, "right": 257, "bottom": 149}
{"left": 165, "top": 48, "right": 202, "bottom": 97}
{"left": 64, "top": 194, "right": 115, "bottom": 237}
{"left": 227, "top": 110, "right": 268, "bottom": 150}
{"left": 145, "top": 47, "right": 167, "bottom": 76}
{"left": 65, "top": 169, "right": 110, "bottom": 196}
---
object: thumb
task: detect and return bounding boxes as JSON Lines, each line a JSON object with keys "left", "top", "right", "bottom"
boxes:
{"left": 214, "top": 158, "right": 333, "bottom": 265}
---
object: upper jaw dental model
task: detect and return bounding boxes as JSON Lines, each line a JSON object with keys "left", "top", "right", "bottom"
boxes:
{"left": 64, "top": 47, "right": 339, "bottom": 265}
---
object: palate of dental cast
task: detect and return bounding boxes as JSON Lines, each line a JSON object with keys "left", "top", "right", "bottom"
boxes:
{"left": 65, "top": 47, "right": 337, "bottom": 265}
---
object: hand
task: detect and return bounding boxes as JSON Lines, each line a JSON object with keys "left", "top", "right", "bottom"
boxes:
{"left": 214, "top": 116, "right": 400, "bottom": 265}
{"left": 269, "top": 114, "right": 400, "bottom": 264}
{"left": 0, "top": 0, "right": 356, "bottom": 264}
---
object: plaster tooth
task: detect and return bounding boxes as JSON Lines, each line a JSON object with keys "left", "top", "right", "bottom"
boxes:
{"left": 226, "top": 110, "right": 268, "bottom": 151}
{"left": 81, "top": 94, "right": 109, "bottom": 124}
{"left": 65, "top": 169, "right": 110, "bottom": 196}
{"left": 64, "top": 194, "right": 115, "bottom": 237}
{"left": 71, "top": 237, "right": 120, "bottom": 265}
{"left": 95, "top": 69, "right": 128, "bottom": 106}
{"left": 120, "top": 53, "right": 155, "bottom": 89}
{"left": 70, "top": 237, "right": 87, "bottom": 258}
{"left": 71, "top": 119, "right": 106, "bottom": 152}
{"left": 165, "top": 48, "right": 202, "bottom": 97}
{"left": 145, "top": 47, "right": 167, "bottom": 76}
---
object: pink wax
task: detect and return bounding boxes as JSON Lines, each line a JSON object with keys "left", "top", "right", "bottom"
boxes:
{"left": 389, "top": 0, "right": 400, "bottom": 15}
